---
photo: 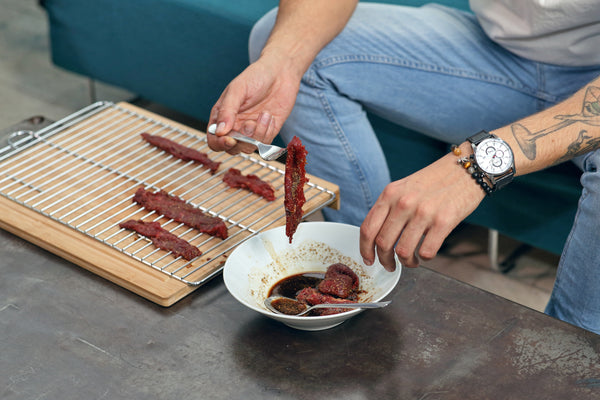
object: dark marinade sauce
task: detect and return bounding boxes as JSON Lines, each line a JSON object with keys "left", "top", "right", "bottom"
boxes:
{"left": 270, "top": 298, "right": 306, "bottom": 315}
{"left": 268, "top": 272, "right": 325, "bottom": 316}
{"left": 268, "top": 272, "right": 324, "bottom": 299}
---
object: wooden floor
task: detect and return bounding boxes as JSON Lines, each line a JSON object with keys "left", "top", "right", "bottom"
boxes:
{"left": 1, "top": 0, "right": 559, "bottom": 312}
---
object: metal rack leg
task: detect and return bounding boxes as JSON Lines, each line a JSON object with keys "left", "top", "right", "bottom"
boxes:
{"left": 88, "top": 78, "right": 97, "bottom": 103}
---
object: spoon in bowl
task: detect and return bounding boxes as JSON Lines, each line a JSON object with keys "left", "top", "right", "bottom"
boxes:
{"left": 264, "top": 295, "right": 391, "bottom": 316}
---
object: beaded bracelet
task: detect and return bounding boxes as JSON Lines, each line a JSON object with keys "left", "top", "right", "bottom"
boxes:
{"left": 451, "top": 145, "right": 493, "bottom": 195}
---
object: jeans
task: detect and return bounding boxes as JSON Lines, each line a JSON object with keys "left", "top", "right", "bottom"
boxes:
{"left": 249, "top": 3, "right": 600, "bottom": 333}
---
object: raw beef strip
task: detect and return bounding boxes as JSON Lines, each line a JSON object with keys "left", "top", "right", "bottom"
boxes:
{"left": 296, "top": 287, "right": 356, "bottom": 316}
{"left": 284, "top": 136, "right": 308, "bottom": 243}
{"left": 318, "top": 263, "right": 360, "bottom": 299}
{"left": 141, "top": 133, "right": 220, "bottom": 173}
{"left": 119, "top": 220, "right": 201, "bottom": 260}
{"left": 133, "top": 187, "right": 228, "bottom": 239}
{"left": 223, "top": 168, "right": 275, "bottom": 201}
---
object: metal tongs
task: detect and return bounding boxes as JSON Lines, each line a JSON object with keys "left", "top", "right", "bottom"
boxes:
{"left": 207, "top": 123, "right": 287, "bottom": 161}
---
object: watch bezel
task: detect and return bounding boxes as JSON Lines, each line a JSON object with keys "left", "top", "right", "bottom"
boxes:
{"left": 466, "top": 130, "right": 516, "bottom": 193}
{"left": 472, "top": 137, "right": 514, "bottom": 176}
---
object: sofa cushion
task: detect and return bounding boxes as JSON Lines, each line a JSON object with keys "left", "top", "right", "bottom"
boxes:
{"left": 44, "top": 0, "right": 279, "bottom": 119}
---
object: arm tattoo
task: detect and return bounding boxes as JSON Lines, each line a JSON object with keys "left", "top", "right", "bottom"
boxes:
{"left": 511, "top": 86, "right": 600, "bottom": 161}
{"left": 553, "top": 130, "right": 599, "bottom": 166}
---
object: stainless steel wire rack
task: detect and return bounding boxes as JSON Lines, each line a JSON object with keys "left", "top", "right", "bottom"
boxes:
{"left": 0, "top": 101, "right": 338, "bottom": 289}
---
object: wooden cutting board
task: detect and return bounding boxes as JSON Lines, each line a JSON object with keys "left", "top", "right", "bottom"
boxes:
{"left": 0, "top": 102, "right": 339, "bottom": 306}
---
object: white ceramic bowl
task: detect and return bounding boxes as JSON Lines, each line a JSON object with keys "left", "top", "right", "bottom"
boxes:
{"left": 223, "top": 221, "right": 402, "bottom": 331}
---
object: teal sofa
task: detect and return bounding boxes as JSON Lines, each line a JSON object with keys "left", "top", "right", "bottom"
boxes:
{"left": 41, "top": 0, "right": 582, "bottom": 258}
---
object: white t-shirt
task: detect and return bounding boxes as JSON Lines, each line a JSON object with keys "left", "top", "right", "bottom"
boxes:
{"left": 470, "top": 0, "right": 600, "bottom": 66}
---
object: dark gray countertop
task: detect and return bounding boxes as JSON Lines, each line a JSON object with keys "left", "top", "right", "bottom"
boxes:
{"left": 2, "top": 227, "right": 599, "bottom": 400}
{"left": 1, "top": 114, "right": 599, "bottom": 399}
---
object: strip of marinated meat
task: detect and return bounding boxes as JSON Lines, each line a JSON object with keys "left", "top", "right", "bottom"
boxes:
{"left": 223, "top": 168, "right": 275, "bottom": 201}
{"left": 284, "top": 136, "right": 308, "bottom": 243}
{"left": 141, "top": 133, "right": 221, "bottom": 174}
{"left": 133, "top": 187, "right": 228, "bottom": 239}
{"left": 318, "top": 263, "right": 360, "bottom": 299}
{"left": 296, "top": 287, "right": 356, "bottom": 316}
{"left": 119, "top": 219, "right": 201, "bottom": 260}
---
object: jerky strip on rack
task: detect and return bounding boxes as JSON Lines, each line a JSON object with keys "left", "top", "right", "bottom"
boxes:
{"left": 119, "top": 220, "right": 201, "bottom": 260}
{"left": 284, "top": 136, "right": 309, "bottom": 243}
{"left": 133, "top": 187, "right": 228, "bottom": 239}
{"left": 223, "top": 168, "right": 276, "bottom": 201}
{"left": 141, "top": 133, "right": 221, "bottom": 174}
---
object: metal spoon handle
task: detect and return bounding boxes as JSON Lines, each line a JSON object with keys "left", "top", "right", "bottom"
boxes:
{"left": 310, "top": 301, "right": 391, "bottom": 309}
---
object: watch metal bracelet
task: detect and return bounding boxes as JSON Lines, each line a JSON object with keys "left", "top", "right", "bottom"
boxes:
{"left": 467, "top": 130, "right": 492, "bottom": 146}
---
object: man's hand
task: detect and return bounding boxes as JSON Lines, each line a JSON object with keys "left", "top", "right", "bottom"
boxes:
{"left": 207, "top": 0, "right": 358, "bottom": 156}
{"left": 207, "top": 54, "right": 301, "bottom": 156}
{"left": 360, "top": 147, "right": 486, "bottom": 271}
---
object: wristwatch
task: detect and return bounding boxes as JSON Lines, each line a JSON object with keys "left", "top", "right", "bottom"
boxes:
{"left": 466, "top": 130, "right": 515, "bottom": 192}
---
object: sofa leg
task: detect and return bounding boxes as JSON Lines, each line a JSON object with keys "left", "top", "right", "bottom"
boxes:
{"left": 488, "top": 228, "right": 499, "bottom": 271}
{"left": 88, "top": 78, "right": 97, "bottom": 103}
{"left": 487, "top": 228, "right": 533, "bottom": 274}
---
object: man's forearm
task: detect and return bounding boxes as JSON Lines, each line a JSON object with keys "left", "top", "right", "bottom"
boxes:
{"left": 491, "top": 75, "right": 600, "bottom": 175}
{"left": 259, "top": 0, "right": 358, "bottom": 79}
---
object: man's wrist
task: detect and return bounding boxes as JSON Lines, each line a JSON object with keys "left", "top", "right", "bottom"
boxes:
{"left": 260, "top": 44, "right": 314, "bottom": 81}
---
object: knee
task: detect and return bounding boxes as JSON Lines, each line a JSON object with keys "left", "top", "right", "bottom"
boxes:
{"left": 546, "top": 303, "right": 600, "bottom": 335}
{"left": 249, "top": 7, "right": 278, "bottom": 63}
{"left": 583, "top": 149, "right": 600, "bottom": 173}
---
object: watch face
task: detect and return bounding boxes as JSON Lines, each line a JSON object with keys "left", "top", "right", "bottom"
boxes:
{"left": 474, "top": 138, "right": 514, "bottom": 175}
